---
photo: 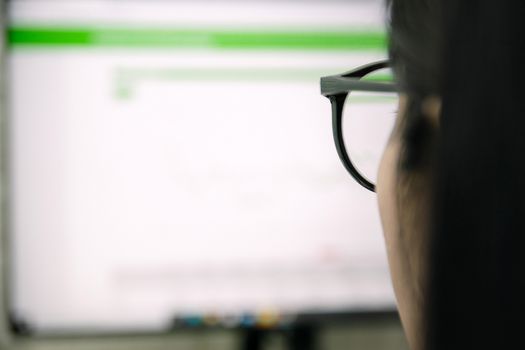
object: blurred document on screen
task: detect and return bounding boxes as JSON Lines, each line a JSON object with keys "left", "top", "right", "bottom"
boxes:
{"left": 8, "top": 0, "right": 395, "bottom": 332}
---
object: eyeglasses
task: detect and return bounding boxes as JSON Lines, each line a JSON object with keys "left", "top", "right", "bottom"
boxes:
{"left": 320, "top": 60, "right": 398, "bottom": 192}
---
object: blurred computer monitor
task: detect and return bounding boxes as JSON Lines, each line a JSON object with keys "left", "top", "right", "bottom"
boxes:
{"left": 5, "top": 0, "right": 395, "bottom": 335}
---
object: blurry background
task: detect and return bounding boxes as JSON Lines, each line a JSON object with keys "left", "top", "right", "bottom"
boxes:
{"left": 0, "top": 0, "right": 407, "bottom": 349}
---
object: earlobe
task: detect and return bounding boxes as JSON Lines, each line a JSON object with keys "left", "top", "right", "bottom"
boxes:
{"left": 422, "top": 96, "right": 441, "bottom": 128}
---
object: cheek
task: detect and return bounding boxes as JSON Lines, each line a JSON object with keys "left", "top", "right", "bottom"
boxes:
{"left": 377, "top": 94, "right": 406, "bottom": 237}
{"left": 376, "top": 140, "right": 401, "bottom": 240}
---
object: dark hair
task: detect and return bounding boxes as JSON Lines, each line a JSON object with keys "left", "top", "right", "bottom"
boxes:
{"left": 387, "top": 0, "right": 443, "bottom": 171}
{"left": 387, "top": 1, "right": 525, "bottom": 349}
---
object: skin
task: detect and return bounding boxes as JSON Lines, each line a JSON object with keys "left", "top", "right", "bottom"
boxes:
{"left": 376, "top": 95, "right": 441, "bottom": 350}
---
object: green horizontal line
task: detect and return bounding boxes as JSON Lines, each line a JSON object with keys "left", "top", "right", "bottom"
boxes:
{"left": 363, "top": 74, "right": 392, "bottom": 82}
{"left": 114, "top": 67, "right": 393, "bottom": 100}
{"left": 116, "top": 68, "right": 392, "bottom": 82}
{"left": 8, "top": 27, "right": 386, "bottom": 50}
{"left": 118, "top": 68, "right": 338, "bottom": 81}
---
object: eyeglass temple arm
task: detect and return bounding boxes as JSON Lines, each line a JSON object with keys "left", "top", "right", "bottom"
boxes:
{"left": 321, "top": 78, "right": 397, "bottom": 97}
{"left": 321, "top": 61, "right": 395, "bottom": 97}
{"left": 340, "top": 60, "right": 390, "bottom": 78}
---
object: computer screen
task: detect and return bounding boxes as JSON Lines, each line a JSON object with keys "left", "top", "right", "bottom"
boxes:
{"left": 7, "top": 0, "right": 396, "bottom": 334}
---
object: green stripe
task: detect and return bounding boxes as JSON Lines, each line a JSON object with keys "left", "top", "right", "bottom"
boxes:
{"left": 8, "top": 27, "right": 386, "bottom": 50}
{"left": 114, "top": 67, "right": 393, "bottom": 100}
{"left": 363, "top": 74, "right": 392, "bottom": 82}
{"left": 115, "top": 67, "right": 339, "bottom": 99}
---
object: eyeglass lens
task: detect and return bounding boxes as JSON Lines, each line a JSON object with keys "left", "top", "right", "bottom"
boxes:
{"left": 341, "top": 68, "right": 398, "bottom": 186}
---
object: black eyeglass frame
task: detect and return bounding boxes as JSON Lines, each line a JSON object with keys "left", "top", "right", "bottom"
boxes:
{"left": 320, "top": 60, "right": 398, "bottom": 192}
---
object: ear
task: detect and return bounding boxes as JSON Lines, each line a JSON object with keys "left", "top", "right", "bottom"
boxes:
{"left": 422, "top": 95, "right": 441, "bottom": 128}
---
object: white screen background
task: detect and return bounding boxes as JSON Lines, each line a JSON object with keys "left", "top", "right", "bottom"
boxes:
{"left": 7, "top": 0, "right": 396, "bottom": 333}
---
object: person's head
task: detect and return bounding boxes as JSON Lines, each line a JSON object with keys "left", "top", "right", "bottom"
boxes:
{"left": 377, "top": 0, "right": 443, "bottom": 348}
{"left": 379, "top": 1, "right": 525, "bottom": 349}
